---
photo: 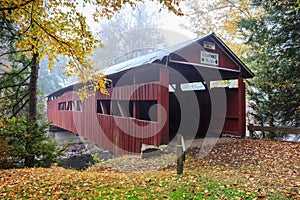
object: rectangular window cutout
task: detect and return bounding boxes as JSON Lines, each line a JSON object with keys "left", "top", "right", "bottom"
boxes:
{"left": 180, "top": 82, "right": 206, "bottom": 91}
{"left": 210, "top": 80, "right": 238, "bottom": 88}
{"left": 66, "top": 101, "right": 72, "bottom": 111}
{"left": 169, "top": 84, "right": 176, "bottom": 92}
{"left": 97, "top": 100, "right": 111, "bottom": 115}
{"left": 97, "top": 100, "right": 103, "bottom": 114}
{"left": 72, "top": 101, "right": 76, "bottom": 111}
{"left": 76, "top": 100, "right": 82, "bottom": 111}
{"left": 118, "top": 100, "right": 133, "bottom": 117}
{"left": 135, "top": 100, "right": 157, "bottom": 121}
{"left": 112, "top": 100, "right": 122, "bottom": 117}
{"left": 58, "top": 102, "right": 66, "bottom": 110}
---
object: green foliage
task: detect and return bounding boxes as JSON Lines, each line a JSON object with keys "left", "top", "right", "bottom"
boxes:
{"left": 239, "top": 0, "right": 300, "bottom": 128}
{"left": 0, "top": 117, "right": 62, "bottom": 169}
{"left": 0, "top": 12, "right": 40, "bottom": 121}
{"left": 0, "top": 43, "right": 31, "bottom": 118}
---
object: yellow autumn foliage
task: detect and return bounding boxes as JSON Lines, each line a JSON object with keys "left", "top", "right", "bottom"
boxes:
{"left": 1, "top": 0, "right": 183, "bottom": 97}
{"left": 184, "top": 0, "right": 265, "bottom": 57}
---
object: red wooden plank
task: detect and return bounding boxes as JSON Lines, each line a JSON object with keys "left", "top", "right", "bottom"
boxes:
{"left": 238, "top": 76, "right": 246, "bottom": 137}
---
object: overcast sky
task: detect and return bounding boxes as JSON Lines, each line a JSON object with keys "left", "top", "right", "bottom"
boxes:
{"left": 80, "top": 1, "right": 196, "bottom": 43}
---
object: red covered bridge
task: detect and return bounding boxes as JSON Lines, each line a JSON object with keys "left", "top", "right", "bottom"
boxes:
{"left": 47, "top": 33, "right": 254, "bottom": 155}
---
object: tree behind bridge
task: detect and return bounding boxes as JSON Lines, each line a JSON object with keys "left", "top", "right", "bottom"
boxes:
{"left": 238, "top": 1, "right": 300, "bottom": 131}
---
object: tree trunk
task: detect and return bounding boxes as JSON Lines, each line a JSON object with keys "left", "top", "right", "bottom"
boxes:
{"left": 25, "top": 52, "right": 39, "bottom": 167}
{"left": 28, "top": 52, "right": 39, "bottom": 121}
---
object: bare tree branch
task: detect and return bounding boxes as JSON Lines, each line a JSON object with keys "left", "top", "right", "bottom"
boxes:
{"left": 0, "top": 61, "right": 31, "bottom": 76}
{"left": 0, "top": 49, "right": 31, "bottom": 57}
{"left": 11, "top": 97, "right": 29, "bottom": 118}
{"left": 0, "top": 75, "right": 30, "bottom": 90}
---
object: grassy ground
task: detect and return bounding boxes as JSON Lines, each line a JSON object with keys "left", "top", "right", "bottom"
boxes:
{"left": 0, "top": 138, "right": 299, "bottom": 199}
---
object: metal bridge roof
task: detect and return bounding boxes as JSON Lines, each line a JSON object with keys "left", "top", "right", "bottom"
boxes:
{"left": 48, "top": 33, "right": 254, "bottom": 98}
{"left": 102, "top": 36, "right": 202, "bottom": 76}
{"left": 102, "top": 33, "right": 253, "bottom": 78}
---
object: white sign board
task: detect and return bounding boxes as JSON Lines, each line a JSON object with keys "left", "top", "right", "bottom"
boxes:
{"left": 203, "top": 41, "right": 216, "bottom": 50}
{"left": 201, "top": 51, "right": 219, "bottom": 66}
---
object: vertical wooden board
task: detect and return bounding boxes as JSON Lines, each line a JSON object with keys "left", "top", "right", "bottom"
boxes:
{"left": 132, "top": 85, "right": 136, "bottom": 100}
{"left": 130, "top": 118, "right": 133, "bottom": 141}
{"left": 135, "top": 135, "right": 139, "bottom": 153}
{"left": 128, "top": 85, "right": 132, "bottom": 100}
{"left": 123, "top": 121, "right": 127, "bottom": 152}
{"left": 109, "top": 116, "right": 114, "bottom": 150}
{"left": 119, "top": 86, "right": 122, "bottom": 100}
{"left": 149, "top": 84, "right": 153, "bottom": 100}
{"left": 140, "top": 85, "right": 143, "bottom": 100}
{"left": 125, "top": 85, "right": 129, "bottom": 100}
{"left": 143, "top": 84, "right": 146, "bottom": 100}
{"left": 134, "top": 85, "right": 138, "bottom": 100}
{"left": 136, "top": 86, "right": 140, "bottom": 101}
{"left": 145, "top": 84, "right": 148, "bottom": 100}
{"left": 238, "top": 76, "right": 246, "bottom": 137}
{"left": 102, "top": 116, "right": 109, "bottom": 150}
{"left": 122, "top": 118, "right": 126, "bottom": 151}
{"left": 162, "top": 68, "right": 170, "bottom": 144}
{"left": 119, "top": 86, "right": 123, "bottom": 101}
{"left": 241, "top": 79, "right": 246, "bottom": 137}
{"left": 121, "top": 123, "right": 125, "bottom": 152}
{"left": 134, "top": 119, "right": 139, "bottom": 151}
{"left": 152, "top": 123, "right": 156, "bottom": 144}
{"left": 119, "top": 86, "right": 123, "bottom": 100}
{"left": 145, "top": 84, "right": 149, "bottom": 100}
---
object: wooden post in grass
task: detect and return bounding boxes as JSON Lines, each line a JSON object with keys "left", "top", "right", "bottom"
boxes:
{"left": 177, "top": 134, "right": 184, "bottom": 175}
{"left": 249, "top": 124, "right": 254, "bottom": 139}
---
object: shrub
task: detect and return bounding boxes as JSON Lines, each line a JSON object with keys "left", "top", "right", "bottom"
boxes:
{"left": 0, "top": 117, "right": 62, "bottom": 168}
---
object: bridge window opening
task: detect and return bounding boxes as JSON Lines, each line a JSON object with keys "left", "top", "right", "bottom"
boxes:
{"left": 112, "top": 100, "right": 133, "bottom": 117}
{"left": 180, "top": 82, "right": 206, "bottom": 91}
{"left": 169, "top": 84, "right": 176, "bottom": 92}
{"left": 97, "top": 100, "right": 111, "bottom": 115}
{"left": 112, "top": 101, "right": 122, "bottom": 117}
{"left": 135, "top": 100, "right": 157, "bottom": 121}
{"left": 210, "top": 80, "right": 238, "bottom": 88}
{"left": 97, "top": 100, "right": 103, "bottom": 114}
{"left": 71, "top": 101, "right": 76, "bottom": 111}
{"left": 58, "top": 102, "right": 66, "bottom": 110}
{"left": 119, "top": 100, "right": 133, "bottom": 117}
{"left": 75, "top": 100, "right": 82, "bottom": 111}
{"left": 66, "top": 101, "right": 72, "bottom": 110}
{"left": 106, "top": 81, "right": 112, "bottom": 89}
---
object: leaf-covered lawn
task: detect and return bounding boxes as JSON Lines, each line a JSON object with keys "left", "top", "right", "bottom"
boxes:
{"left": 0, "top": 139, "right": 299, "bottom": 199}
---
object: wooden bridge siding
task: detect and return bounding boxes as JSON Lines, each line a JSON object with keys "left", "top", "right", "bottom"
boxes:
{"left": 47, "top": 92, "right": 79, "bottom": 134}
{"left": 238, "top": 76, "right": 246, "bottom": 137}
{"left": 159, "top": 67, "right": 169, "bottom": 144}
{"left": 209, "top": 87, "right": 242, "bottom": 136}
{"left": 93, "top": 82, "right": 164, "bottom": 155}
{"left": 94, "top": 68, "right": 169, "bottom": 154}
{"left": 219, "top": 82, "right": 245, "bottom": 137}
{"left": 48, "top": 69, "right": 169, "bottom": 155}
{"left": 222, "top": 88, "right": 240, "bottom": 136}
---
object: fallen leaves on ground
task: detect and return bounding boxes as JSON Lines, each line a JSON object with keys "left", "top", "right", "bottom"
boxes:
{"left": 0, "top": 138, "right": 299, "bottom": 199}
{"left": 101, "top": 153, "right": 177, "bottom": 173}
